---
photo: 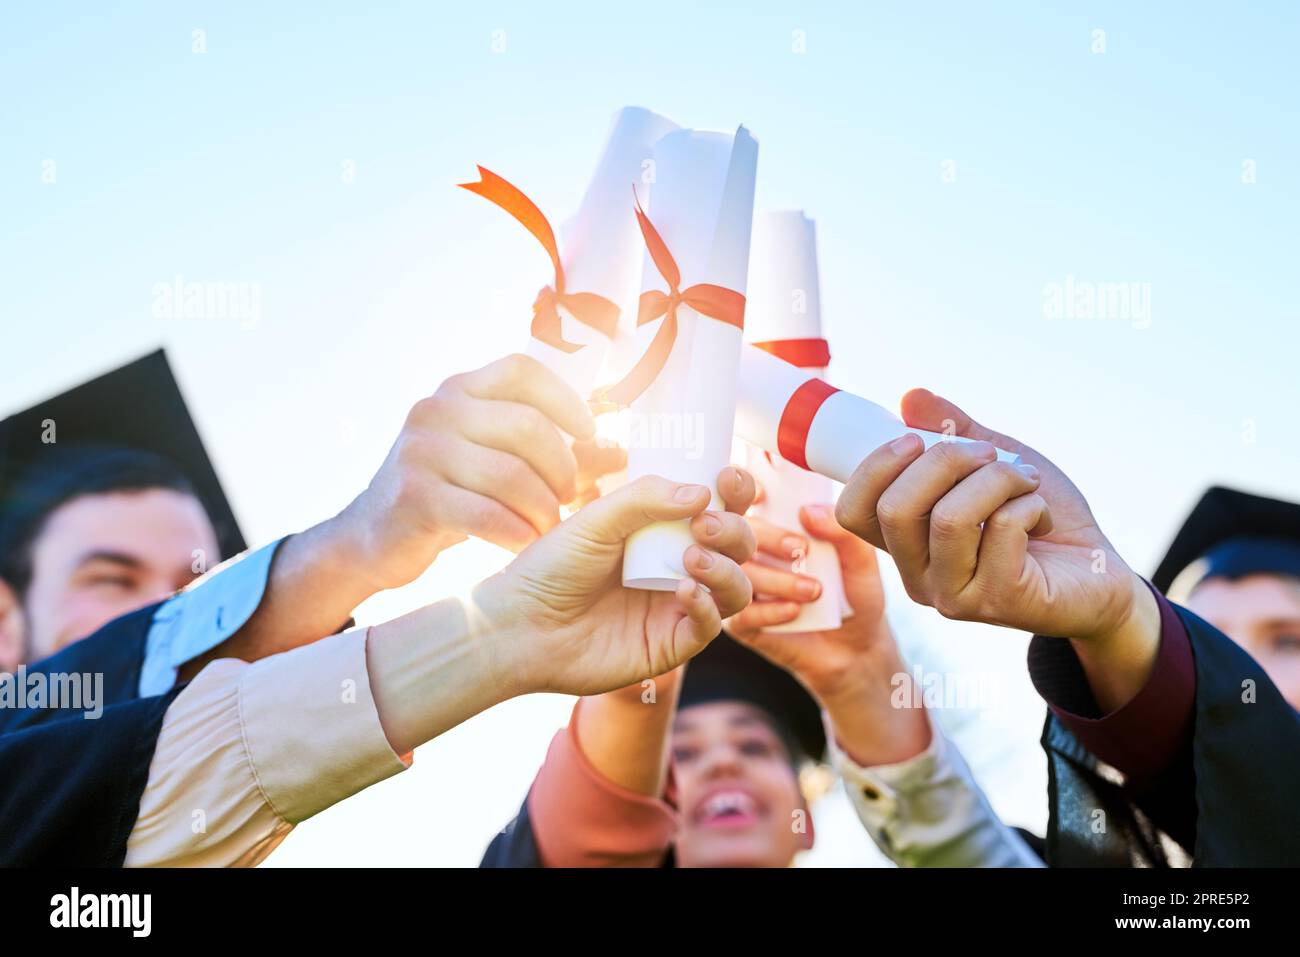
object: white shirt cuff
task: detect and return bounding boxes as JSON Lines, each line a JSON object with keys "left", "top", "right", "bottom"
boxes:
{"left": 139, "top": 538, "right": 285, "bottom": 696}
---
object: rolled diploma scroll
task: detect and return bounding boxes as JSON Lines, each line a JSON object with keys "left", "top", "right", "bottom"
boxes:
{"left": 746, "top": 447, "right": 850, "bottom": 631}
{"left": 622, "top": 126, "right": 760, "bottom": 590}
{"left": 735, "top": 345, "right": 1020, "bottom": 485}
{"left": 744, "top": 210, "right": 847, "bottom": 632}
{"left": 526, "top": 107, "right": 681, "bottom": 396}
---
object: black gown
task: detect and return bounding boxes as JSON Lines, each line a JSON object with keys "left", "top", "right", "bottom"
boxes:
{"left": 1041, "top": 604, "right": 1300, "bottom": 867}
{"left": 0, "top": 602, "right": 173, "bottom": 866}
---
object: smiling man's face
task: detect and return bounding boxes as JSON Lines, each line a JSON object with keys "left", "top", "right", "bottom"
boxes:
{"left": 13, "top": 489, "right": 219, "bottom": 663}
{"left": 670, "top": 700, "right": 809, "bottom": 868}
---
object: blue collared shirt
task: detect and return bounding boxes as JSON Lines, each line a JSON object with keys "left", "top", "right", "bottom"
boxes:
{"left": 138, "top": 538, "right": 285, "bottom": 696}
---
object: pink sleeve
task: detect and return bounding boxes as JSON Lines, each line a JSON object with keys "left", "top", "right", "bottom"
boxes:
{"left": 526, "top": 700, "right": 677, "bottom": 867}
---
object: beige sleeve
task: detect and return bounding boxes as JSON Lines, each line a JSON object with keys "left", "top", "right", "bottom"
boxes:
{"left": 124, "top": 628, "right": 411, "bottom": 867}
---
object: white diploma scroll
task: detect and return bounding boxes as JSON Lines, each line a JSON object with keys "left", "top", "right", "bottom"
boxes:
{"left": 735, "top": 345, "right": 1021, "bottom": 485}
{"left": 743, "top": 210, "right": 847, "bottom": 632}
{"left": 526, "top": 106, "right": 681, "bottom": 397}
{"left": 622, "top": 126, "right": 760, "bottom": 590}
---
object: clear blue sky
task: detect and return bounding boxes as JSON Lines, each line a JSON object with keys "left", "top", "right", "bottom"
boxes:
{"left": 3, "top": 1, "right": 1297, "bottom": 865}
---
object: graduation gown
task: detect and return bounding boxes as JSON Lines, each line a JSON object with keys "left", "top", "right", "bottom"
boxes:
{"left": 1041, "top": 603, "right": 1300, "bottom": 867}
{"left": 0, "top": 603, "right": 175, "bottom": 866}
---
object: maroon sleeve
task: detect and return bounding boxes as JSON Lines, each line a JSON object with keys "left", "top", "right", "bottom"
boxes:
{"left": 1027, "top": 583, "right": 1195, "bottom": 785}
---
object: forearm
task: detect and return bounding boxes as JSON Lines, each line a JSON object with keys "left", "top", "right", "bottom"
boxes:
{"left": 177, "top": 515, "right": 377, "bottom": 681}
{"left": 575, "top": 673, "right": 682, "bottom": 797}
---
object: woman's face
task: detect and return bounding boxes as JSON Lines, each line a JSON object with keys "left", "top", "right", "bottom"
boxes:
{"left": 1185, "top": 573, "right": 1300, "bottom": 710}
{"left": 670, "top": 700, "right": 809, "bottom": 868}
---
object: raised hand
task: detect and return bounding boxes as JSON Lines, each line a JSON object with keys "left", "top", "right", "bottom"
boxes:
{"left": 834, "top": 388, "right": 1159, "bottom": 711}
{"left": 476, "top": 467, "right": 759, "bottom": 697}
{"left": 339, "top": 353, "right": 627, "bottom": 592}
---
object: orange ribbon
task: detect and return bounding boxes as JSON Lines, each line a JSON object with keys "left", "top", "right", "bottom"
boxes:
{"left": 752, "top": 337, "right": 831, "bottom": 369}
{"left": 459, "top": 166, "right": 620, "bottom": 354}
{"left": 596, "top": 190, "right": 747, "bottom": 407}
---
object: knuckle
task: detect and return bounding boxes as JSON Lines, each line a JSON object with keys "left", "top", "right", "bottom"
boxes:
{"left": 929, "top": 506, "right": 964, "bottom": 538}
{"left": 500, "top": 352, "right": 532, "bottom": 383}
{"left": 875, "top": 494, "right": 907, "bottom": 531}
{"left": 516, "top": 403, "right": 548, "bottom": 435}
{"left": 436, "top": 373, "right": 467, "bottom": 399}
{"left": 901, "top": 579, "right": 931, "bottom": 607}
{"left": 933, "top": 593, "right": 967, "bottom": 620}
{"left": 833, "top": 498, "right": 858, "bottom": 532}
{"left": 986, "top": 506, "right": 1020, "bottom": 533}
{"left": 406, "top": 394, "right": 442, "bottom": 427}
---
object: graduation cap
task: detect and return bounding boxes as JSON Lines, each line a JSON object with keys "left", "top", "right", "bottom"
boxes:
{"left": 678, "top": 632, "right": 826, "bottom": 763}
{"left": 0, "top": 350, "right": 245, "bottom": 580}
{"left": 1152, "top": 486, "right": 1300, "bottom": 600}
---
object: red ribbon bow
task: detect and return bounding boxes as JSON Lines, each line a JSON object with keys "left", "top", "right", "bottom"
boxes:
{"left": 459, "top": 166, "right": 620, "bottom": 354}
{"left": 596, "top": 190, "right": 747, "bottom": 408}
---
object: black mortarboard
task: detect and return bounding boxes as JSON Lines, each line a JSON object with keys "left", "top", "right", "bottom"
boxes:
{"left": 679, "top": 632, "right": 826, "bottom": 763}
{"left": 0, "top": 349, "right": 245, "bottom": 575}
{"left": 1152, "top": 486, "right": 1300, "bottom": 599}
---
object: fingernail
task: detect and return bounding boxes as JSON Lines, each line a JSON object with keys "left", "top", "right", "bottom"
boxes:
{"left": 890, "top": 434, "right": 919, "bottom": 454}
{"left": 806, "top": 504, "right": 832, "bottom": 521}
{"left": 796, "top": 579, "right": 821, "bottom": 599}
{"left": 703, "top": 514, "right": 722, "bottom": 536}
{"left": 675, "top": 484, "right": 706, "bottom": 503}
{"left": 731, "top": 467, "right": 745, "bottom": 495}
{"left": 781, "top": 535, "right": 806, "bottom": 556}
{"left": 1016, "top": 463, "right": 1040, "bottom": 480}
{"left": 973, "top": 441, "right": 997, "bottom": 459}
{"left": 691, "top": 547, "right": 714, "bottom": 569}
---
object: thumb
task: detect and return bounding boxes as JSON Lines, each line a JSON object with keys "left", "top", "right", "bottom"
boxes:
{"left": 799, "top": 504, "right": 880, "bottom": 579}
{"left": 899, "top": 388, "right": 1024, "bottom": 454}
{"left": 571, "top": 474, "right": 711, "bottom": 545}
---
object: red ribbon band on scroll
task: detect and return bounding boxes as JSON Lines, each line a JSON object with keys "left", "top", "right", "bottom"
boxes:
{"left": 595, "top": 190, "right": 747, "bottom": 408}
{"left": 752, "top": 337, "right": 831, "bottom": 369}
{"left": 777, "top": 378, "right": 840, "bottom": 471}
{"left": 459, "top": 166, "right": 620, "bottom": 354}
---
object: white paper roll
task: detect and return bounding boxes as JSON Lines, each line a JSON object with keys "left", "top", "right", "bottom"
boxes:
{"left": 564, "top": 107, "right": 680, "bottom": 336}
{"left": 736, "top": 345, "right": 1021, "bottom": 485}
{"left": 483, "top": 107, "right": 680, "bottom": 399}
{"left": 742, "top": 210, "right": 847, "bottom": 632}
{"left": 746, "top": 210, "right": 823, "bottom": 342}
{"left": 622, "top": 126, "right": 760, "bottom": 590}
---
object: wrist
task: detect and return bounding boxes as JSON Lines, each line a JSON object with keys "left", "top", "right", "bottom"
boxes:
{"left": 1068, "top": 570, "right": 1162, "bottom": 713}
{"left": 816, "top": 642, "right": 933, "bottom": 768}
{"left": 467, "top": 572, "right": 536, "bottom": 700}
{"left": 336, "top": 491, "right": 458, "bottom": 594}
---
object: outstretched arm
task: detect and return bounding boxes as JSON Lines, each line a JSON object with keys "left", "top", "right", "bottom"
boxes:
{"left": 124, "top": 472, "right": 756, "bottom": 867}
